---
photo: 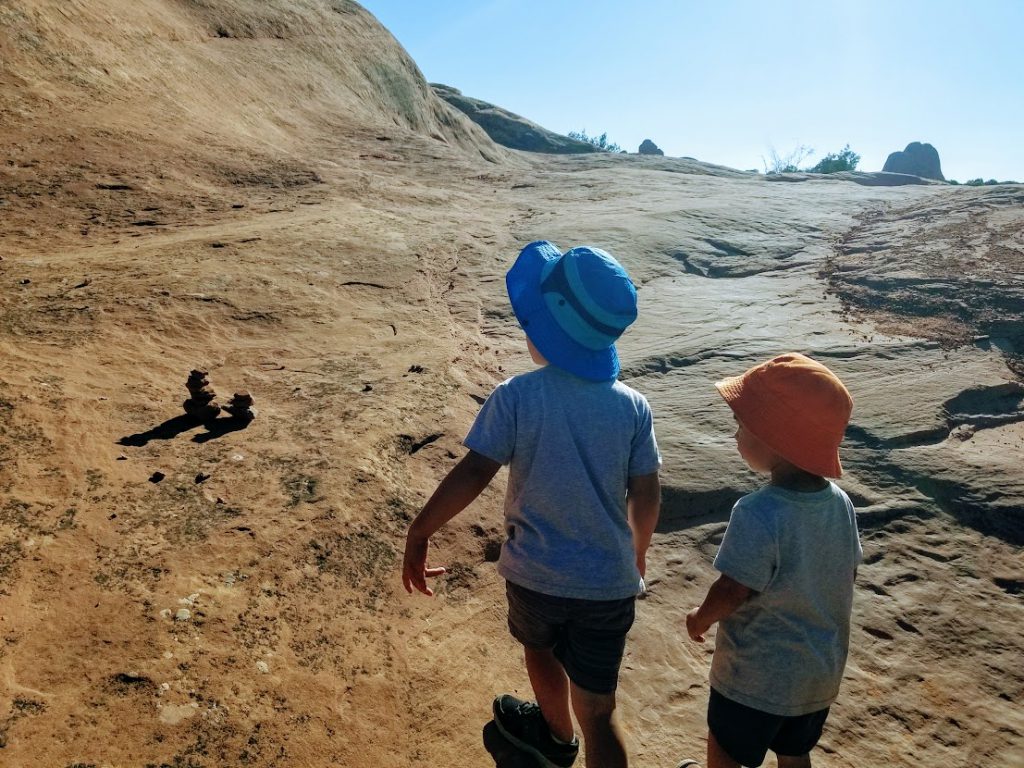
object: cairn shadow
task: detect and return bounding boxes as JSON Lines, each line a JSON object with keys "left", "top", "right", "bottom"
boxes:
{"left": 192, "top": 418, "right": 252, "bottom": 443}
{"left": 119, "top": 415, "right": 252, "bottom": 447}
{"left": 482, "top": 721, "right": 540, "bottom": 768}
{"left": 118, "top": 414, "right": 207, "bottom": 447}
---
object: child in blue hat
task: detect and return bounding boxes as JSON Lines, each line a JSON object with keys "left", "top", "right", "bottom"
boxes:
{"left": 403, "top": 241, "right": 662, "bottom": 768}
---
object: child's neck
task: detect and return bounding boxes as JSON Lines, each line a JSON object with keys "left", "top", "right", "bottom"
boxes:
{"left": 770, "top": 463, "right": 829, "bottom": 493}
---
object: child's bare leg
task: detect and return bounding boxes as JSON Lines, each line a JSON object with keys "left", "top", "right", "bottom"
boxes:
{"left": 776, "top": 753, "right": 811, "bottom": 768}
{"left": 706, "top": 730, "right": 741, "bottom": 768}
{"left": 523, "top": 646, "right": 574, "bottom": 741}
{"left": 570, "top": 681, "right": 627, "bottom": 768}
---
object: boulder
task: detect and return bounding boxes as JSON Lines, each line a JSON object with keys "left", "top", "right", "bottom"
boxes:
{"left": 882, "top": 141, "right": 945, "bottom": 180}
{"left": 638, "top": 139, "right": 664, "bottom": 156}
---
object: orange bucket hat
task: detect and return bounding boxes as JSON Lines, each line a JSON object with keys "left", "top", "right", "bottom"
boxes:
{"left": 715, "top": 353, "right": 853, "bottom": 478}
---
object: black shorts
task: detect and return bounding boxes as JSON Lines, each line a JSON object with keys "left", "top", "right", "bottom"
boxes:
{"left": 505, "top": 581, "right": 635, "bottom": 695}
{"left": 708, "top": 687, "right": 830, "bottom": 767}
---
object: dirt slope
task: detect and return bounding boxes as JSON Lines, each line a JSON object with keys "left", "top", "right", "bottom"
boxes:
{"left": 1, "top": 3, "right": 1022, "bottom": 768}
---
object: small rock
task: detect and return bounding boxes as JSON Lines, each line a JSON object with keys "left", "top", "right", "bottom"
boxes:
{"left": 149, "top": 471, "right": 165, "bottom": 483}
{"left": 362, "top": 384, "right": 373, "bottom": 392}
{"left": 159, "top": 608, "right": 173, "bottom": 620}
{"left": 951, "top": 424, "right": 976, "bottom": 441}
{"left": 223, "top": 391, "right": 256, "bottom": 422}
{"left": 255, "top": 660, "right": 270, "bottom": 674}
{"left": 195, "top": 472, "right": 210, "bottom": 484}
{"left": 174, "top": 608, "right": 191, "bottom": 622}
{"left": 116, "top": 453, "right": 128, "bottom": 460}
{"left": 20, "top": 278, "right": 31, "bottom": 285}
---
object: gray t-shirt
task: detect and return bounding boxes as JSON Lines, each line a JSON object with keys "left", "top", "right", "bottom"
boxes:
{"left": 711, "top": 482, "right": 862, "bottom": 716}
{"left": 464, "top": 365, "right": 661, "bottom": 600}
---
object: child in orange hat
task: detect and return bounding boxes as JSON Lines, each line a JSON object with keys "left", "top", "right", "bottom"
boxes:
{"left": 683, "top": 353, "right": 862, "bottom": 768}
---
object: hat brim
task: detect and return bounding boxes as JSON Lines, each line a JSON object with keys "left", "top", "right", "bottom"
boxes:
{"left": 715, "top": 376, "right": 844, "bottom": 478}
{"left": 506, "top": 241, "right": 619, "bottom": 382}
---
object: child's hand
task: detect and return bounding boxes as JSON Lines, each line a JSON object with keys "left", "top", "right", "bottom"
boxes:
{"left": 685, "top": 608, "right": 710, "bottom": 642}
{"left": 402, "top": 533, "right": 446, "bottom": 596}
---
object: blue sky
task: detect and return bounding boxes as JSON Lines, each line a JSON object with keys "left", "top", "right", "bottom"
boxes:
{"left": 359, "top": 0, "right": 1023, "bottom": 182}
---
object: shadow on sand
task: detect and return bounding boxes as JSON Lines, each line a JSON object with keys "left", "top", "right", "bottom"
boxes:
{"left": 483, "top": 720, "right": 540, "bottom": 768}
{"left": 119, "top": 414, "right": 251, "bottom": 447}
{"left": 191, "top": 418, "right": 251, "bottom": 443}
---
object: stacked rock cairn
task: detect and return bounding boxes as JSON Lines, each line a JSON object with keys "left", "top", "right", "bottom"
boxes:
{"left": 224, "top": 391, "right": 257, "bottom": 422}
{"left": 183, "top": 370, "right": 221, "bottom": 421}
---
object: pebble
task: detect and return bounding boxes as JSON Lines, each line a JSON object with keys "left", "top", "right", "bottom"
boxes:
{"left": 174, "top": 608, "right": 191, "bottom": 622}
{"left": 159, "top": 608, "right": 172, "bottom": 620}
{"left": 255, "top": 661, "right": 269, "bottom": 674}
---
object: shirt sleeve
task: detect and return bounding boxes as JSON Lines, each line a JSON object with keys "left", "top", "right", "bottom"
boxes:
{"left": 713, "top": 497, "right": 776, "bottom": 592}
{"left": 848, "top": 495, "right": 864, "bottom": 565}
{"left": 628, "top": 395, "right": 662, "bottom": 477}
{"left": 463, "top": 379, "right": 516, "bottom": 465}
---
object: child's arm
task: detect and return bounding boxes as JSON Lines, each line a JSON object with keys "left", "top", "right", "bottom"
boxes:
{"left": 685, "top": 574, "right": 754, "bottom": 642}
{"left": 627, "top": 472, "right": 661, "bottom": 578}
{"left": 402, "top": 449, "right": 501, "bottom": 596}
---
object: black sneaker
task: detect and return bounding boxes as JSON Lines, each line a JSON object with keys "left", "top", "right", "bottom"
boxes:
{"left": 492, "top": 694, "right": 579, "bottom": 768}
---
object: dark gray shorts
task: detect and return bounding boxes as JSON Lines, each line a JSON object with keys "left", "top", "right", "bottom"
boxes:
{"left": 505, "top": 581, "right": 635, "bottom": 695}
{"left": 708, "top": 687, "right": 830, "bottom": 767}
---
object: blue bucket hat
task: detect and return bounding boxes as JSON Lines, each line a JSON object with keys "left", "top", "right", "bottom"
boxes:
{"left": 506, "top": 241, "right": 638, "bottom": 381}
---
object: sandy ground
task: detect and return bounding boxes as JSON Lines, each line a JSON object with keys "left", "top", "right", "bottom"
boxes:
{"left": 1, "top": 3, "right": 1022, "bottom": 767}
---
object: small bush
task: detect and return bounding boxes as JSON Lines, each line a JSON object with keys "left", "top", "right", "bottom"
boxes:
{"left": 808, "top": 145, "right": 860, "bottom": 174}
{"left": 763, "top": 145, "right": 814, "bottom": 174}
{"left": 568, "top": 129, "right": 623, "bottom": 153}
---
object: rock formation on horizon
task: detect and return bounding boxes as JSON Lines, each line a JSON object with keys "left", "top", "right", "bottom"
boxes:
{"left": 638, "top": 139, "right": 664, "bottom": 155}
{"left": 882, "top": 141, "right": 945, "bottom": 180}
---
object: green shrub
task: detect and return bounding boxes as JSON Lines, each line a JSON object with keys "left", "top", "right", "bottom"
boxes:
{"left": 808, "top": 145, "right": 860, "bottom": 174}
{"left": 568, "top": 129, "right": 623, "bottom": 153}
